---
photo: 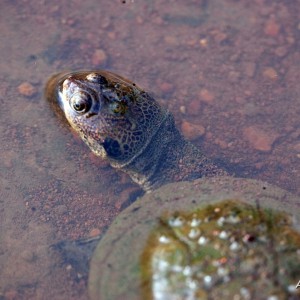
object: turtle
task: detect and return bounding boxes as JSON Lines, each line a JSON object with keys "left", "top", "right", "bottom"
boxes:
{"left": 45, "top": 70, "right": 300, "bottom": 300}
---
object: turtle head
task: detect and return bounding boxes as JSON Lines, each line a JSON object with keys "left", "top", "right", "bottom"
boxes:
{"left": 45, "top": 70, "right": 168, "bottom": 167}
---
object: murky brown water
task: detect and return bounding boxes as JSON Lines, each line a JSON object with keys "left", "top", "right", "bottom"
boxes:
{"left": 0, "top": 0, "right": 299, "bottom": 299}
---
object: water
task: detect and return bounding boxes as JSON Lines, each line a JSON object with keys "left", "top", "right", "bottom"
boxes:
{"left": 0, "top": 0, "right": 299, "bottom": 299}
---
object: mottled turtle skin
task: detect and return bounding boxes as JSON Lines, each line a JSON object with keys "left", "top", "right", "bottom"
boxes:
{"left": 46, "top": 71, "right": 300, "bottom": 300}
{"left": 46, "top": 70, "right": 227, "bottom": 192}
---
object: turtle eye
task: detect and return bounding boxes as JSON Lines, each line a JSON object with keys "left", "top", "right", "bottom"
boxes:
{"left": 70, "top": 93, "right": 92, "bottom": 113}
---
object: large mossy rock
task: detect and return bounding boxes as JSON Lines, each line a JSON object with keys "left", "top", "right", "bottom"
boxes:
{"left": 88, "top": 176, "right": 300, "bottom": 300}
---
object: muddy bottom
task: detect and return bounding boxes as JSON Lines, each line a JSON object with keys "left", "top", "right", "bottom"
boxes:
{"left": 0, "top": 0, "right": 299, "bottom": 299}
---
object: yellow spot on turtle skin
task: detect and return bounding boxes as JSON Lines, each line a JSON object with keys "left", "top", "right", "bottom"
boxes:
{"left": 140, "top": 200, "right": 300, "bottom": 300}
{"left": 110, "top": 101, "right": 128, "bottom": 115}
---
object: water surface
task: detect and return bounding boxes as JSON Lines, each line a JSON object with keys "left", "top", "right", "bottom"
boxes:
{"left": 0, "top": 0, "right": 299, "bottom": 299}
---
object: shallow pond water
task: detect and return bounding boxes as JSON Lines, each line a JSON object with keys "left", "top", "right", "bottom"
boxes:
{"left": 0, "top": 0, "right": 299, "bottom": 299}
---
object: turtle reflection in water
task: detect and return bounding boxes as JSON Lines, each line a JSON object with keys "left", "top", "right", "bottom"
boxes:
{"left": 45, "top": 70, "right": 300, "bottom": 299}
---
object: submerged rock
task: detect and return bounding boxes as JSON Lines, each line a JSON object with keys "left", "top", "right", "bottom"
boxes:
{"left": 88, "top": 177, "right": 300, "bottom": 300}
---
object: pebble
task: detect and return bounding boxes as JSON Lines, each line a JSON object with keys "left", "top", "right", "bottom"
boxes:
{"left": 181, "top": 120, "right": 205, "bottom": 140}
{"left": 293, "top": 143, "right": 300, "bottom": 152}
{"left": 187, "top": 39, "right": 197, "bottom": 47}
{"left": 4, "top": 289, "right": 18, "bottom": 300}
{"left": 158, "top": 81, "right": 174, "bottom": 94}
{"left": 20, "top": 249, "right": 35, "bottom": 262}
{"left": 108, "top": 31, "right": 116, "bottom": 40}
{"left": 92, "top": 49, "right": 108, "bottom": 66}
{"left": 263, "top": 67, "right": 278, "bottom": 80}
{"left": 136, "top": 16, "right": 143, "bottom": 25}
{"left": 264, "top": 18, "right": 280, "bottom": 37}
{"left": 101, "top": 17, "right": 111, "bottom": 29}
{"left": 2, "top": 150, "right": 13, "bottom": 168}
{"left": 199, "top": 89, "right": 214, "bottom": 103}
{"left": 286, "top": 36, "right": 295, "bottom": 45}
{"left": 164, "top": 35, "right": 178, "bottom": 45}
{"left": 89, "top": 228, "right": 101, "bottom": 237}
{"left": 186, "top": 100, "right": 202, "bottom": 116}
{"left": 199, "top": 38, "right": 208, "bottom": 48}
{"left": 17, "top": 82, "right": 37, "bottom": 97}
{"left": 214, "top": 138, "right": 228, "bottom": 149}
{"left": 228, "top": 71, "right": 240, "bottom": 83}
{"left": 294, "top": 143, "right": 300, "bottom": 158}
{"left": 274, "top": 46, "right": 288, "bottom": 57}
{"left": 211, "top": 29, "right": 227, "bottom": 44}
{"left": 243, "top": 126, "right": 278, "bottom": 152}
{"left": 179, "top": 106, "right": 186, "bottom": 114}
{"left": 53, "top": 204, "right": 68, "bottom": 215}
{"left": 243, "top": 62, "right": 257, "bottom": 78}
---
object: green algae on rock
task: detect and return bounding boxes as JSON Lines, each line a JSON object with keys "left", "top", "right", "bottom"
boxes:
{"left": 88, "top": 177, "right": 300, "bottom": 300}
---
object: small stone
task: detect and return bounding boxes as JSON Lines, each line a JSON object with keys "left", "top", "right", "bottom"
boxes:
{"left": 101, "top": 17, "right": 111, "bottom": 29}
{"left": 66, "top": 264, "right": 72, "bottom": 271}
{"left": 136, "top": 16, "right": 143, "bottom": 24}
{"left": 17, "top": 82, "right": 37, "bottom": 97}
{"left": 263, "top": 67, "right": 278, "bottom": 80}
{"left": 20, "top": 250, "right": 35, "bottom": 262}
{"left": 199, "top": 38, "right": 208, "bottom": 48}
{"left": 199, "top": 89, "right": 214, "bottom": 103}
{"left": 228, "top": 71, "right": 240, "bottom": 83}
{"left": 211, "top": 30, "right": 227, "bottom": 43}
{"left": 164, "top": 36, "right": 178, "bottom": 45}
{"left": 243, "top": 62, "right": 256, "bottom": 78}
{"left": 168, "top": 216, "right": 185, "bottom": 227}
{"left": 92, "top": 49, "right": 108, "bottom": 66}
{"left": 186, "top": 100, "right": 201, "bottom": 116}
{"left": 229, "top": 53, "right": 241, "bottom": 62}
{"left": 108, "top": 32, "right": 116, "bottom": 40}
{"left": 53, "top": 204, "right": 68, "bottom": 215}
{"left": 293, "top": 143, "right": 300, "bottom": 152}
{"left": 274, "top": 46, "right": 288, "bottom": 57}
{"left": 158, "top": 82, "right": 173, "bottom": 94}
{"left": 243, "top": 126, "right": 278, "bottom": 152}
{"left": 89, "top": 228, "right": 101, "bottom": 237}
{"left": 214, "top": 138, "right": 228, "bottom": 149}
{"left": 179, "top": 106, "right": 186, "bottom": 114}
{"left": 229, "top": 241, "right": 241, "bottom": 251}
{"left": 152, "top": 16, "right": 163, "bottom": 25}
{"left": 4, "top": 289, "right": 18, "bottom": 300}
{"left": 187, "top": 39, "right": 197, "bottom": 47}
{"left": 198, "top": 236, "right": 208, "bottom": 245}
{"left": 181, "top": 120, "right": 205, "bottom": 140}
{"left": 264, "top": 19, "right": 280, "bottom": 37}
{"left": 188, "top": 228, "right": 200, "bottom": 239}
{"left": 286, "top": 36, "right": 295, "bottom": 45}
{"left": 158, "top": 235, "right": 170, "bottom": 244}
{"left": 219, "top": 231, "right": 229, "bottom": 239}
